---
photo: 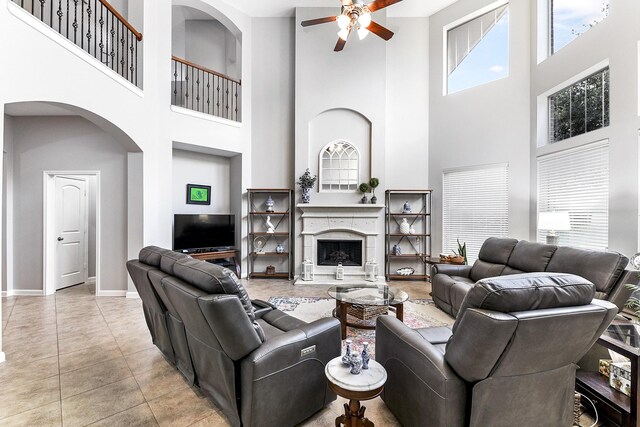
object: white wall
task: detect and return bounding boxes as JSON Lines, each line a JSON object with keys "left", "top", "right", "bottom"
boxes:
{"left": 87, "top": 175, "right": 97, "bottom": 277}
{"left": 172, "top": 148, "right": 231, "bottom": 214}
{"left": 251, "top": 17, "right": 295, "bottom": 188}
{"left": 10, "top": 116, "right": 129, "bottom": 292}
{"left": 429, "top": 0, "right": 531, "bottom": 255}
{"left": 530, "top": 0, "right": 640, "bottom": 257}
{"left": 2, "top": 115, "right": 14, "bottom": 294}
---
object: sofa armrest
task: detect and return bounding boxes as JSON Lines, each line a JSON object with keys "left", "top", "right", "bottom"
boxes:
{"left": 375, "top": 316, "right": 467, "bottom": 426}
{"left": 242, "top": 317, "right": 341, "bottom": 379}
{"left": 251, "top": 299, "right": 276, "bottom": 319}
{"left": 432, "top": 264, "right": 472, "bottom": 278}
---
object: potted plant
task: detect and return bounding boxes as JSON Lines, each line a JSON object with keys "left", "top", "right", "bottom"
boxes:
{"left": 450, "top": 239, "right": 467, "bottom": 265}
{"left": 359, "top": 182, "right": 370, "bottom": 204}
{"left": 296, "top": 168, "right": 317, "bottom": 204}
{"left": 625, "top": 284, "right": 640, "bottom": 320}
{"left": 369, "top": 178, "right": 380, "bottom": 204}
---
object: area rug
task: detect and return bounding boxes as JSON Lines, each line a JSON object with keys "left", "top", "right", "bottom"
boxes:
{"left": 267, "top": 297, "right": 454, "bottom": 358}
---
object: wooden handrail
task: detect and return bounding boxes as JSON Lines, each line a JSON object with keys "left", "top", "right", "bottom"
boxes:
{"left": 172, "top": 56, "right": 241, "bottom": 85}
{"left": 99, "top": 0, "right": 142, "bottom": 41}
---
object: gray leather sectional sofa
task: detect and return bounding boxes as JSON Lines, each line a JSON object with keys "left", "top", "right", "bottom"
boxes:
{"left": 431, "top": 237, "right": 638, "bottom": 317}
{"left": 127, "top": 246, "right": 341, "bottom": 427}
{"left": 376, "top": 273, "right": 617, "bottom": 426}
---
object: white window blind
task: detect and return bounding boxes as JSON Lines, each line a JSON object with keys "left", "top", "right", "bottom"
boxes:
{"left": 537, "top": 140, "right": 609, "bottom": 250}
{"left": 443, "top": 164, "right": 509, "bottom": 264}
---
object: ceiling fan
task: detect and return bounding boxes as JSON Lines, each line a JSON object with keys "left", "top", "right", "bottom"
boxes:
{"left": 301, "top": 0, "right": 403, "bottom": 52}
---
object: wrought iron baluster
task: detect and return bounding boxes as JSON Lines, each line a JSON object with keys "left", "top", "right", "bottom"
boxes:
{"left": 110, "top": 14, "right": 115, "bottom": 71}
{"left": 185, "top": 66, "right": 190, "bottom": 107}
{"left": 99, "top": 3, "right": 104, "bottom": 64}
{"left": 196, "top": 70, "right": 200, "bottom": 112}
{"left": 80, "top": 0, "right": 83, "bottom": 48}
{"left": 216, "top": 77, "right": 220, "bottom": 117}
{"left": 180, "top": 62, "right": 183, "bottom": 107}
{"left": 234, "top": 83, "right": 239, "bottom": 121}
{"left": 72, "top": 0, "right": 77, "bottom": 43}
{"left": 129, "top": 33, "right": 134, "bottom": 83}
{"left": 207, "top": 74, "right": 210, "bottom": 115}
{"left": 173, "top": 60, "right": 178, "bottom": 106}
{"left": 57, "top": 0, "right": 63, "bottom": 32}
{"left": 86, "top": 0, "right": 92, "bottom": 53}
{"left": 39, "top": 0, "right": 44, "bottom": 21}
{"left": 120, "top": 24, "right": 126, "bottom": 77}
{"left": 66, "top": 0, "right": 69, "bottom": 39}
{"left": 225, "top": 80, "right": 229, "bottom": 119}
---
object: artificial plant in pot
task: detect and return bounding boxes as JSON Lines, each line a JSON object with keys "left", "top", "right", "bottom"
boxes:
{"left": 359, "top": 182, "right": 370, "bottom": 204}
{"left": 453, "top": 239, "right": 468, "bottom": 265}
{"left": 625, "top": 284, "right": 640, "bottom": 321}
{"left": 296, "top": 168, "right": 317, "bottom": 204}
{"left": 369, "top": 178, "right": 380, "bottom": 204}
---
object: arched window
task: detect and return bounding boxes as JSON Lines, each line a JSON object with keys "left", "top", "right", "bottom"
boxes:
{"left": 319, "top": 141, "right": 359, "bottom": 192}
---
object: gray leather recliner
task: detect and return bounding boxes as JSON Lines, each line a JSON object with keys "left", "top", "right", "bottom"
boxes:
{"left": 432, "top": 237, "right": 638, "bottom": 317}
{"left": 128, "top": 247, "right": 341, "bottom": 427}
{"left": 376, "top": 272, "right": 618, "bottom": 427}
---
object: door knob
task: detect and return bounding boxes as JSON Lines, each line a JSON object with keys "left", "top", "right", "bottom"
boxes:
{"left": 57, "top": 237, "right": 64, "bottom": 241}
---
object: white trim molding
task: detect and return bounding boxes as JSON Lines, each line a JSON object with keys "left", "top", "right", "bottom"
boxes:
{"left": 126, "top": 291, "right": 140, "bottom": 299}
{"left": 0, "top": 352, "right": 6, "bottom": 363}
{"left": 170, "top": 106, "right": 242, "bottom": 128}
{"left": 11, "top": 289, "right": 45, "bottom": 296}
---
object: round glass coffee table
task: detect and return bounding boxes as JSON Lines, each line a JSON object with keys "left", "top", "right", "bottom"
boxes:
{"left": 325, "top": 356, "right": 387, "bottom": 427}
{"left": 328, "top": 284, "right": 409, "bottom": 340}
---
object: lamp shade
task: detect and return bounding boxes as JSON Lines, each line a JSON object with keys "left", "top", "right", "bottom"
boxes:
{"left": 538, "top": 211, "right": 571, "bottom": 231}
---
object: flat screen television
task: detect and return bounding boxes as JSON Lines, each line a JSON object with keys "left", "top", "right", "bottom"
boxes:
{"left": 173, "top": 214, "right": 235, "bottom": 252}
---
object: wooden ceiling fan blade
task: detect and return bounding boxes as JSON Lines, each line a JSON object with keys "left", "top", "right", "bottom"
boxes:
{"left": 334, "top": 29, "right": 351, "bottom": 51}
{"left": 367, "top": 0, "right": 403, "bottom": 13}
{"left": 367, "top": 21, "right": 394, "bottom": 41}
{"left": 341, "top": 0, "right": 353, "bottom": 5}
{"left": 301, "top": 16, "right": 337, "bottom": 27}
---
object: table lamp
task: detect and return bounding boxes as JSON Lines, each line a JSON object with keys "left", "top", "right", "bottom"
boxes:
{"left": 538, "top": 211, "right": 571, "bottom": 245}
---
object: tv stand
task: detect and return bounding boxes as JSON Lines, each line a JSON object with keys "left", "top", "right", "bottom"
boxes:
{"left": 189, "top": 250, "right": 241, "bottom": 278}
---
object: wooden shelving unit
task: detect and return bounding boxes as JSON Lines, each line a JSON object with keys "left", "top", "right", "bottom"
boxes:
{"left": 385, "top": 190, "right": 432, "bottom": 281}
{"left": 247, "top": 189, "right": 294, "bottom": 280}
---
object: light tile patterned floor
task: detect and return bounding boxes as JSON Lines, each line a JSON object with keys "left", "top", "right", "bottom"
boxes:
{"left": 0, "top": 280, "right": 433, "bottom": 426}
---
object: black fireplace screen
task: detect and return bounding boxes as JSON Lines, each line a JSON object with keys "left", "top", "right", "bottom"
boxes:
{"left": 317, "top": 240, "right": 363, "bottom": 266}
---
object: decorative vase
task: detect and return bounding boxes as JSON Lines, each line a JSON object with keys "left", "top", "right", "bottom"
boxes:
{"left": 392, "top": 244, "right": 402, "bottom": 255}
{"left": 403, "top": 201, "right": 412, "bottom": 213}
{"left": 370, "top": 195, "right": 377, "bottom": 204}
{"left": 409, "top": 226, "right": 416, "bottom": 235}
{"left": 350, "top": 352, "right": 362, "bottom": 375}
{"left": 342, "top": 339, "right": 353, "bottom": 365}
{"left": 400, "top": 218, "right": 410, "bottom": 234}
{"left": 302, "top": 187, "right": 311, "bottom": 204}
{"left": 361, "top": 195, "right": 368, "bottom": 204}
{"left": 265, "top": 195, "right": 274, "bottom": 212}
{"left": 275, "top": 243, "right": 284, "bottom": 254}
{"left": 361, "top": 342, "right": 370, "bottom": 370}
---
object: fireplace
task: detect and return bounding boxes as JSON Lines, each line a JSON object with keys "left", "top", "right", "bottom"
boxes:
{"left": 317, "top": 240, "right": 363, "bottom": 266}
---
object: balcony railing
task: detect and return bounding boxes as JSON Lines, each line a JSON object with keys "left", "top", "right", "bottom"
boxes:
{"left": 12, "top": 0, "right": 142, "bottom": 87}
{"left": 171, "top": 56, "right": 241, "bottom": 122}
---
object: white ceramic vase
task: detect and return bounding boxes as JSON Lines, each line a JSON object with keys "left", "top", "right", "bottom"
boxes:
{"left": 400, "top": 218, "right": 410, "bottom": 234}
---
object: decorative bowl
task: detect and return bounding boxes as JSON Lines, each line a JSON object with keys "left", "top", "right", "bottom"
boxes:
{"left": 396, "top": 267, "right": 415, "bottom": 276}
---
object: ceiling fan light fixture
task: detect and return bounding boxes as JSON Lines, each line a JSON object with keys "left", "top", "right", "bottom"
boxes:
{"left": 338, "top": 28, "right": 350, "bottom": 41}
{"left": 358, "top": 12, "right": 372, "bottom": 28}
{"left": 337, "top": 14, "right": 351, "bottom": 29}
{"left": 357, "top": 26, "right": 369, "bottom": 40}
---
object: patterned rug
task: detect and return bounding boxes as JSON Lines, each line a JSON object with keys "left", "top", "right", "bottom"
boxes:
{"left": 267, "top": 297, "right": 454, "bottom": 357}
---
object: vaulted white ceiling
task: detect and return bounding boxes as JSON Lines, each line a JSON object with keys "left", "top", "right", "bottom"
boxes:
{"left": 217, "top": 0, "right": 458, "bottom": 18}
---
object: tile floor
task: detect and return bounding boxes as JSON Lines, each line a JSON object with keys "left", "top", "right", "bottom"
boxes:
{"left": 0, "top": 279, "right": 597, "bottom": 426}
{"left": 0, "top": 280, "right": 431, "bottom": 426}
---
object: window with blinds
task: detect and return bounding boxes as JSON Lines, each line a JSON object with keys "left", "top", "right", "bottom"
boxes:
{"left": 537, "top": 140, "right": 609, "bottom": 250}
{"left": 442, "top": 164, "right": 509, "bottom": 264}
{"left": 446, "top": 2, "right": 509, "bottom": 94}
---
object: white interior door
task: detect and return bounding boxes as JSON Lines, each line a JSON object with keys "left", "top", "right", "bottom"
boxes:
{"left": 55, "top": 176, "right": 88, "bottom": 290}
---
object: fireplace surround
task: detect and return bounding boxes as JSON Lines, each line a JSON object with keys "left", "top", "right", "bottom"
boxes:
{"left": 297, "top": 204, "right": 385, "bottom": 284}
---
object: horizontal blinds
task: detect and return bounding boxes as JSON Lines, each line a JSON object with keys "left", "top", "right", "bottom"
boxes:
{"left": 537, "top": 140, "right": 609, "bottom": 250}
{"left": 443, "top": 164, "right": 509, "bottom": 263}
{"left": 447, "top": 4, "right": 508, "bottom": 75}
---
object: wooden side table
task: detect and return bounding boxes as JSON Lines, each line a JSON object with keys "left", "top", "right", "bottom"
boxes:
{"left": 189, "top": 250, "right": 241, "bottom": 278}
{"left": 325, "top": 357, "right": 387, "bottom": 427}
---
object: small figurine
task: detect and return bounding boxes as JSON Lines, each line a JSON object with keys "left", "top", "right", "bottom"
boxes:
{"left": 350, "top": 352, "right": 362, "bottom": 375}
{"left": 266, "top": 216, "right": 275, "bottom": 234}
{"left": 392, "top": 244, "right": 402, "bottom": 255}
{"left": 342, "top": 339, "right": 353, "bottom": 365}
{"left": 265, "top": 195, "right": 275, "bottom": 213}
{"left": 275, "top": 243, "right": 285, "bottom": 254}
{"left": 361, "top": 342, "right": 370, "bottom": 370}
{"left": 403, "top": 201, "right": 412, "bottom": 213}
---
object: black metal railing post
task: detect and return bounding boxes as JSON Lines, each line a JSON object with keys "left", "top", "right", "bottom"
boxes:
{"left": 170, "top": 56, "right": 241, "bottom": 122}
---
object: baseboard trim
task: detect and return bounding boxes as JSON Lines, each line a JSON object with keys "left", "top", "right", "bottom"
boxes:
{"left": 86, "top": 276, "right": 96, "bottom": 284}
{"left": 1, "top": 291, "right": 10, "bottom": 297}
{"left": 0, "top": 352, "right": 5, "bottom": 363}
{"left": 12, "top": 290, "right": 44, "bottom": 296}
{"left": 96, "top": 290, "right": 127, "bottom": 297}
{"left": 126, "top": 291, "right": 140, "bottom": 299}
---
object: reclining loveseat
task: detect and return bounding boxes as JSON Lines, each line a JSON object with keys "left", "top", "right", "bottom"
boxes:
{"left": 432, "top": 238, "right": 638, "bottom": 317}
{"left": 127, "top": 246, "right": 341, "bottom": 427}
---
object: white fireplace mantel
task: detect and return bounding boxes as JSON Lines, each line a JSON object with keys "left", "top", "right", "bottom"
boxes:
{"left": 296, "top": 203, "right": 385, "bottom": 284}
